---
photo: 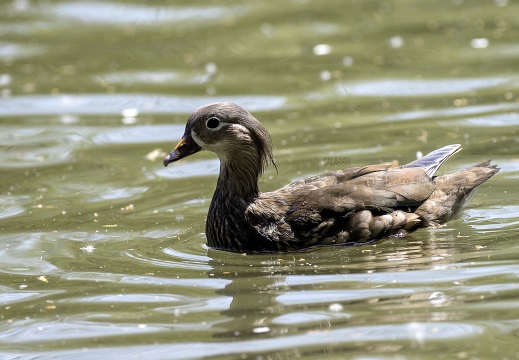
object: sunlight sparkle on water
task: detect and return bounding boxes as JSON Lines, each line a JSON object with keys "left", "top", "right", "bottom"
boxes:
{"left": 80, "top": 245, "right": 96, "bottom": 254}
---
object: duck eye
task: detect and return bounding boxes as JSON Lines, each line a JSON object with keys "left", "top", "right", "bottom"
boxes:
{"left": 206, "top": 117, "right": 220, "bottom": 129}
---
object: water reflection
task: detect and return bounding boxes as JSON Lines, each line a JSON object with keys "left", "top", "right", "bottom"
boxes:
{"left": 0, "top": 222, "right": 518, "bottom": 358}
{"left": 202, "top": 237, "right": 505, "bottom": 358}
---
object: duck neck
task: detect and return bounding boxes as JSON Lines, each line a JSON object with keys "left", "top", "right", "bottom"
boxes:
{"left": 206, "top": 150, "right": 263, "bottom": 252}
{"left": 215, "top": 151, "right": 262, "bottom": 201}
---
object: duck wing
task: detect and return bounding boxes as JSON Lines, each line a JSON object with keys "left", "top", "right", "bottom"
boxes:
{"left": 247, "top": 145, "right": 467, "bottom": 250}
{"left": 247, "top": 164, "right": 433, "bottom": 249}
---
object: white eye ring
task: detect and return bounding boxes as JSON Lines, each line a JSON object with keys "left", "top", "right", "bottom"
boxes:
{"left": 205, "top": 117, "right": 222, "bottom": 130}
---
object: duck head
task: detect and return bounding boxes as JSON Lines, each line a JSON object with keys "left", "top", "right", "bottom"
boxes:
{"left": 163, "top": 102, "right": 274, "bottom": 175}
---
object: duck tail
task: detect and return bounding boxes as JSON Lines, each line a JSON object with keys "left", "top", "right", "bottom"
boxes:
{"left": 414, "top": 161, "right": 500, "bottom": 227}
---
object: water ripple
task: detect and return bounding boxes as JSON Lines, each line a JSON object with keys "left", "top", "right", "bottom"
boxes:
{"left": 0, "top": 322, "right": 484, "bottom": 359}
{"left": 272, "top": 311, "right": 351, "bottom": 325}
{"left": 465, "top": 206, "right": 519, "bottom": 230}
{"left": 277, "top": 288, "right": 416, "bottom": 306}
{"left": 439, "top": 112, "right": 519, "bottom": 127}
{"left": 72, "top": 293, "right": 189, "bottom": 304}
{"left": 95, "top": 71, "right": 212, "bottom": 86}
{"left": 86, "top": 186, "right": 148, "bottom": 202}
{"left": 0, "top": 288, "right": 63, "bottom": 305}
{"left": 93, "top": 125, "right": 184, "bottom": 145}
{"left": 61, "top": 272, "right": 230, "bottom": 290}
{"left": 336, "top": 76, "right": 519, "bottom": 97}
{"left": 283, "top": 264, "right": 519, "bottom": 286}
{"left": 0, "top": 125, "right": 91, "bottom": 168}
{"left": 383, "top": 102, "right": 519, "bottom": 122}
{"left": 156, "top": 159, "right": 219, "bottom": 179}
{"left": 0, "top": 41, "right": 46, "bottom": 60}
{"left": 0, "top": 195, "right": 30, "bottom": 219}
{"left": 0, "top": 94, "right": 287, "bottom": 117}
{"left": 52, "top": 2, "right": 246, "bottom": 26}
{"left": 123, "top": 246, "right": 211, "bottom": 271}
{"left": 0, "top": 319, "right": 162, "bottom": 343}
{"left": 0, "top": 233, "right": 59, "bottom": 275}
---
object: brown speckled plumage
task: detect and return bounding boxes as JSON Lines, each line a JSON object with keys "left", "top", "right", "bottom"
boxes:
{"left": 163, "top": 102, "right": 499, "bottom": 253}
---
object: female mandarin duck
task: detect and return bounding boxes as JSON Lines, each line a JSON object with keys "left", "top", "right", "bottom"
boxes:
{"left": 163, "top": 102, "right": 499, "bottom": 253}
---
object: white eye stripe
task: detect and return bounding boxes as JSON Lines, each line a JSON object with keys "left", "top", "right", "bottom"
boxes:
{"left": 191, "top": 129, "right": 206, "bottom": 146}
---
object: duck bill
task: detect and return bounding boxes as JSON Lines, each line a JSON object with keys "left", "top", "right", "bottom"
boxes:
{"left": 163, "top": 135, "right": 201, "bottom": 167}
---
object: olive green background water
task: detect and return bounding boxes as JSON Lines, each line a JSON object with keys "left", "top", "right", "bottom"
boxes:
{"left": 1, "top": 0, "right": 519, "bottom": 359}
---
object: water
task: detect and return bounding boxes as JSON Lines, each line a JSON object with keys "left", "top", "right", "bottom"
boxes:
{"left": 1, "top": 0, "right": 518, "bottom": 358}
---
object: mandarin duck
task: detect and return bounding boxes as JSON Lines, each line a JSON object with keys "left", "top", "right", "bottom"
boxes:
{"left": 163, "top": 102, "right": 499, "bottom": 253}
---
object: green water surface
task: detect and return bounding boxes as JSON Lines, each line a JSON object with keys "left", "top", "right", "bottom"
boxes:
{"left": 1, "top": 0, "right": 518, "bottom": 359}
